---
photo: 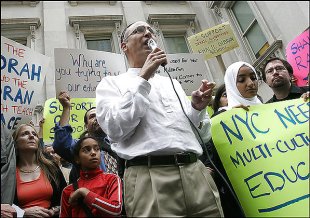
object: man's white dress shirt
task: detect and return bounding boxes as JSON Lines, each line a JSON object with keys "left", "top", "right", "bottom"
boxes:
{"left": 96, "top": 68, "right": 210, "bottom": 160}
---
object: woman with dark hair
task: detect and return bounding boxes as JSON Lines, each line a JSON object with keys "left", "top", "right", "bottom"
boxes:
{"left": 198, "top": 84, "right": 227, "bottom": 168}
{"left": 13, "top": 124, "right": 66, "bottom": 217}
{"left": 211, "top": 83, "right": 228, "bottom": 117}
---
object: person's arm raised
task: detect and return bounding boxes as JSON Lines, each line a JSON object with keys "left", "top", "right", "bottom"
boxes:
{"left": 52, "top": 91, "right": 75, "bottom": 163}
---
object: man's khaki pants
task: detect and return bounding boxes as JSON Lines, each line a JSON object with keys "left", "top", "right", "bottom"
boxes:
{"left": 124, "top": 160, "right": 224, "bottom": 217}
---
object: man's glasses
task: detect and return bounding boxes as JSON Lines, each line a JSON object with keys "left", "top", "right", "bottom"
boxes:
{"left": 265, "top": 65, "right": 287, "bottom": 75}
{"left": 123, "top": 25, "right": 156, "bottom": 42}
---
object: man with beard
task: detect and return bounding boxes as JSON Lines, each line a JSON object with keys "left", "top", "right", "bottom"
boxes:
{"left": 52, "top": 91, "right": 121, "bottom": 183}
{"left": 262, "top": 57, "right": 309, "bottom": 103}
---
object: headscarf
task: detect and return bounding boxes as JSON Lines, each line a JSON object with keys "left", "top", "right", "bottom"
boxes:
{"left": 224, "top": 61, "right": 262, "bottom": 109}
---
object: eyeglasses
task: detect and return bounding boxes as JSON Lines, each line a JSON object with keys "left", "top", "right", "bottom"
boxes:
{"left": 265, "top": 65, "right": 287, "bottom": 75}
{"left": 123, "top": 25, "right": 156, "bottom": 41}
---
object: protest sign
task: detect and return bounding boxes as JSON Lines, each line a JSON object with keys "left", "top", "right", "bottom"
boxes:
{"left": 54, "top": 48, "right": 127, "bottom": 98}
{"left": 211, "top": 99, "right": 309, "bottom": 217}
{"left": 1, "top": 36, "right": 49, "bottom": 130}
{"left": 188, "top": 22, "right": 239, "bottom": 60}
{"left": 156, "top": 53, "right": 210, "bottom": 95}
{"left": 286, "top": 30, "right": 309, "bottom": 86}
{"left": 43, "top": 98, "right": 96, "bottom": 143}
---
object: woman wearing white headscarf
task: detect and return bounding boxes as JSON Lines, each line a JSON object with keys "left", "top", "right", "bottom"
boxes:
{"left": 224, "top": 61, "right": 262, "bottom": 109}
{"left": 207, "top": 61, "right": 261, "bottom": 218}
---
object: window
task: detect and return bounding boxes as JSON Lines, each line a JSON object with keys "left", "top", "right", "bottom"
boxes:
{"left": 86, "top": 38, "right": 112, "bottom": 52}
{"left": 10, "top": 38, "right": 27, "bottom": 46}
{"left": 1, "top": 18, "right": 40, "bottom": 49}
{"left": 231, "top": 1, "right": 269, "bottom": 58}
{"left": 147, "top": 14, "right": 196, "bottom": 54}
{"left": 164, "top": 35, "right": 189, "bottom": 54}
{"left": 69, "top": 15, "right": 123, "bottom": 53}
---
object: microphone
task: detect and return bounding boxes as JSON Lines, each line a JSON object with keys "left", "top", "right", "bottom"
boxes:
{"left": 147, "top": 38, "right": 158, "bottom": 51}
{"left": 147, "top": 39, "right": 167, "bottom": 67}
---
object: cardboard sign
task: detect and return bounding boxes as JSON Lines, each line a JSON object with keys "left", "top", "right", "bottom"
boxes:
{"left": 1, "top": 36, "right": 49, "bottom": 131}
{"left": 54, "top": 48, "right": 127, "bottom": 98}
{"left": 156, "top": 53, "right": 210, "bottom": 95}
{"left": 211, "top": 99, "right": 309, "bottom": 217}
{"left": 188, "top": 22, "right": 239, "bottom": 60}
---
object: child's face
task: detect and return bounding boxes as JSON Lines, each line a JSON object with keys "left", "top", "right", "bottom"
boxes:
{"left": 219, "top": 91, "right": 228, "bottom": 108}
{"left": 77, "top": 138, "right": 101, "bottom": 171}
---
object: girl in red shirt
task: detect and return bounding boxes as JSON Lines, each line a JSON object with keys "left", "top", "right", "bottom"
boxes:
{"left": 60, "top": 136, "right": 122, "bottom": 217}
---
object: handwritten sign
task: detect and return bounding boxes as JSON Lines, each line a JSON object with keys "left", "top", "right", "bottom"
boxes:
{"left": 1, "top": 36, "right": 49, "bottom": 131}
{"left": 156, "top": 53, "right": 210, "bottom": 95}
{"left": 42, "top": 98, "right": 96, "bottom": 143}
{"left": 211, "top": 99, "right": 309, "bottom": 217}
{"left": 188, "top": 22, "right": 239, "bottom": 60}
{"left": 286, "top": 30, "right": 309, "bottom": 86}
{"left": 54, "top": 48, "right": 126, "bottom": 98}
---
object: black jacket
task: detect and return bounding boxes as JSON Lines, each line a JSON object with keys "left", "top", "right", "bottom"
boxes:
{"left": 266, "top": 85, "right": 309, "bottom": 103}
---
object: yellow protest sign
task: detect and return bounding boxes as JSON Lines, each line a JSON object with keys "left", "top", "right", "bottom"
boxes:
{"left": 43, "top": 98, "right": 96, "bottom": 143}
{"left": 206, "top": 105, "right": 214, "bottom": 117}
{"left": 211, "top": 99, "right": 309, "bottom": 217}
{"left": 188, "top": 22, "right": 239, "bottom": 60}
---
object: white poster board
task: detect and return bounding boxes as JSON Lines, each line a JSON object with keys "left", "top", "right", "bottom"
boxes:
{"left": 54, "top": 48, "right": 127, "bottom": 98}
{"left": 1, "top": 36, "right": 49, "bottom": 130}
{"left": 156, "top": 53, "right": 209, "bottom": 95}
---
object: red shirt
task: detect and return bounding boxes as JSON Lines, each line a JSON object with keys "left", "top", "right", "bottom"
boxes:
{"left": 60, "top": 168, "right": 122, "bottom": 217}
{"left": 16, "top": 169, "right": 53, "bottom": 209}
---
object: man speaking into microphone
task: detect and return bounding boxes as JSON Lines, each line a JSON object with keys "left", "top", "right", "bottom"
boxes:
{"left": 96, "top": 21, "right": 223, "bottom": 217}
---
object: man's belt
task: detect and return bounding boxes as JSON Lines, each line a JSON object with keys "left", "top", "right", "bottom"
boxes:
{"left": 125, "top": 152, "right": 198, "bottom": 168}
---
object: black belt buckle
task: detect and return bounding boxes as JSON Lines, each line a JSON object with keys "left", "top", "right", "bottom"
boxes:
{"left": 174, "top": 153, "right": 185, "bottom": 166}
{"left": 175, "top": 152, "right": 196, "bottom": 166}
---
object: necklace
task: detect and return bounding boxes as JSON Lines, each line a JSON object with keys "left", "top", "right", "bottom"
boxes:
{"left": 19, "top": 165, "right": 40, "bottom": 173}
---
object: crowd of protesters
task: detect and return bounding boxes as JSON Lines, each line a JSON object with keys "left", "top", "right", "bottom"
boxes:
{"left": 1, "top": 21, "right": 309, "bottom": 218}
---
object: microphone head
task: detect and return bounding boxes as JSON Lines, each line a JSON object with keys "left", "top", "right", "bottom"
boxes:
{"left": 147, "top": 38, "right": 167, "bottom": 67}
{"left": 147, "top": 39, "right": 157, "bottom": 51}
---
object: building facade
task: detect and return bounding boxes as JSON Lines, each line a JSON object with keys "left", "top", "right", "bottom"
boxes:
{"left": 1, "top": 1, "right": 309, "bottom": 122}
